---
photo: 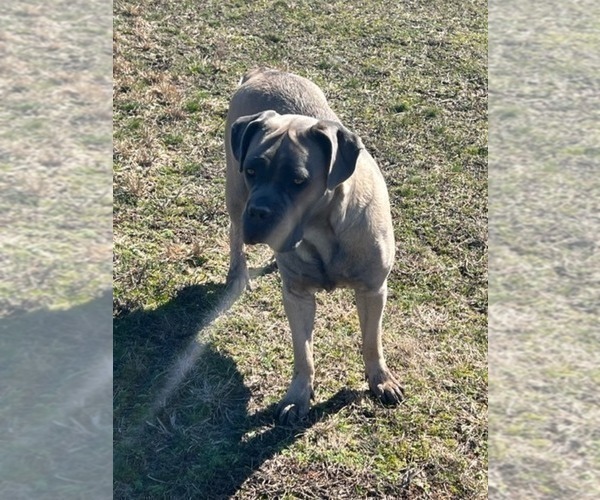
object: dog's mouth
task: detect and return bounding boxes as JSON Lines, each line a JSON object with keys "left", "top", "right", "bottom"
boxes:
{"left": 242, "top": 211, "right": 303, "bottom": 253}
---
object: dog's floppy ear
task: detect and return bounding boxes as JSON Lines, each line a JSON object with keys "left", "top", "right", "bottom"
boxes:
{"left": 231, "top": 110, "right": 277, "bottom": 170}
{"left": 310, "top": 120, "right": 364, "bottom": 190}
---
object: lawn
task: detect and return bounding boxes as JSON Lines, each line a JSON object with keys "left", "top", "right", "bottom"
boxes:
{"left": 1, "top": 1, "right": 112, "bottom": 498}
{"left": 488, "top": 1, "right": 600, "bottom": 497}
{"left": 0, "top": 0, "right": 112, "bottom": 314}
{"left": 113, "top": 0, "right": 487, "bottom": 497}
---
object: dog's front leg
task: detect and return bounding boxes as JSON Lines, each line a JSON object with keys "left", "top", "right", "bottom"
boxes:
{"left": 277, "top": 284, "right": 316, "bottom": 424}
{"left": 356, "top": 285, "right": 404, "bottom": 405}
{"left": 225, "top": 220, "right": 250, "bottom": 299}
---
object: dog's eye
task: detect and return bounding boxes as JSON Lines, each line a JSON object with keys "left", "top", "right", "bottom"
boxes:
{"left": 293, "top": 178, "right": 306, "bottom": 185}
{"left": 245, "top": 168, "right": 255, "bottom": 177}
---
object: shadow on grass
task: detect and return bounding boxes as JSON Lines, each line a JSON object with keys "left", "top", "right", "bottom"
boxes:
{"left": 114, "top": 284, "right": 357, "bottom": 499}
{"left": 0, "top": 291, "right": 113, "bottom": 499}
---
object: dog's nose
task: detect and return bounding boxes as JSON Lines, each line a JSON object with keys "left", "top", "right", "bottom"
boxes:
{"left": 247, "top": 203, "right": 272, "bottom": 220}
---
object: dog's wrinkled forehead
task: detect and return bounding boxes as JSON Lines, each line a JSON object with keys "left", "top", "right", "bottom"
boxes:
{"left": 247, "top": 115, "right": 318, "bottom": 164}
{"left": 266, "top": 113, "right": 319, "bottom": 133}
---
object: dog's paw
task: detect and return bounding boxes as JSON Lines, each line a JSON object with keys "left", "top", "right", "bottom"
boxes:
{"left": 275, "top": 384, "right": 314, "bottom": 425}
{"left": 276, "top": 400, "right": 309, "bottom": 425}
{"left": 367, "top": 369, "right": 405, "bottom": 406}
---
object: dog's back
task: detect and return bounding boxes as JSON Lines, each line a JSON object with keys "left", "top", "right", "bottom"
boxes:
{"left": 228, "top": 68, "right": 339, "bottom": 123}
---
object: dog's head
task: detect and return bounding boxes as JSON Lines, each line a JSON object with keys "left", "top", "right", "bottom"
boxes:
{"left": 230, "top": 110, "right": 364, "bottom": 252}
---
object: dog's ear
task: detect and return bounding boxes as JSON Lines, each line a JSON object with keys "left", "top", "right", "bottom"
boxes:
{"left": 231, "top": 110, "right": 277, "bottom": 170}
{"left": 310, "top": 121, "right": 364, "bottom": 190}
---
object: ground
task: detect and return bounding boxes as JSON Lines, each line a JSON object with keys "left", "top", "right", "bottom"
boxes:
{"left": 113, "top": 0, "right": 488, "bottom": 498}
{"left": 488, "top": 1, "right": 600, "bottom": 497}
{"left": 1, "top": 1, "right": 112, "bottom": 498}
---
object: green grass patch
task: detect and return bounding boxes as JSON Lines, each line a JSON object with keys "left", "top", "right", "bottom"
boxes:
{"left": 114, "top": 0, "right": 487, "bottom": 497}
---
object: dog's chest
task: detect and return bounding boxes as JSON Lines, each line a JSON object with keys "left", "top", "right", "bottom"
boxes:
{"left": 277, "top": 239, "right": 351, "bottom": 292}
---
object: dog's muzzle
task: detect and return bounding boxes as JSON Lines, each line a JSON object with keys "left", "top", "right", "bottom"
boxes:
{"left": 242, "top": 199, "right": 302, "bottom": 253}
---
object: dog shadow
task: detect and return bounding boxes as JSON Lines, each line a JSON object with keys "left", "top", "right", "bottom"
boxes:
{"left": 1, "top": 291, "right": 113, "bottom": 499}
{"left": 114, "top": 283, "right": 359, "bottom": 499}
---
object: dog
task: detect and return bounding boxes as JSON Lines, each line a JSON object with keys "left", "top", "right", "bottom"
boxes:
{"left": 225, "top": 68, "right": 403, "bottom": 424}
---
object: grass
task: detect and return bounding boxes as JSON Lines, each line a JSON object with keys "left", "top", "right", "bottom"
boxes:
{"left": 488, "top": 1, "right": 600, "bottom": 497}
{"left": 0, "top": 0, "right": 112, "bottom": 313}
{"left": 114, "top": 0, "right": 487, "bottom": 497}
{"left": 1, "top": 0, "right": 112, "bottom": 498}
